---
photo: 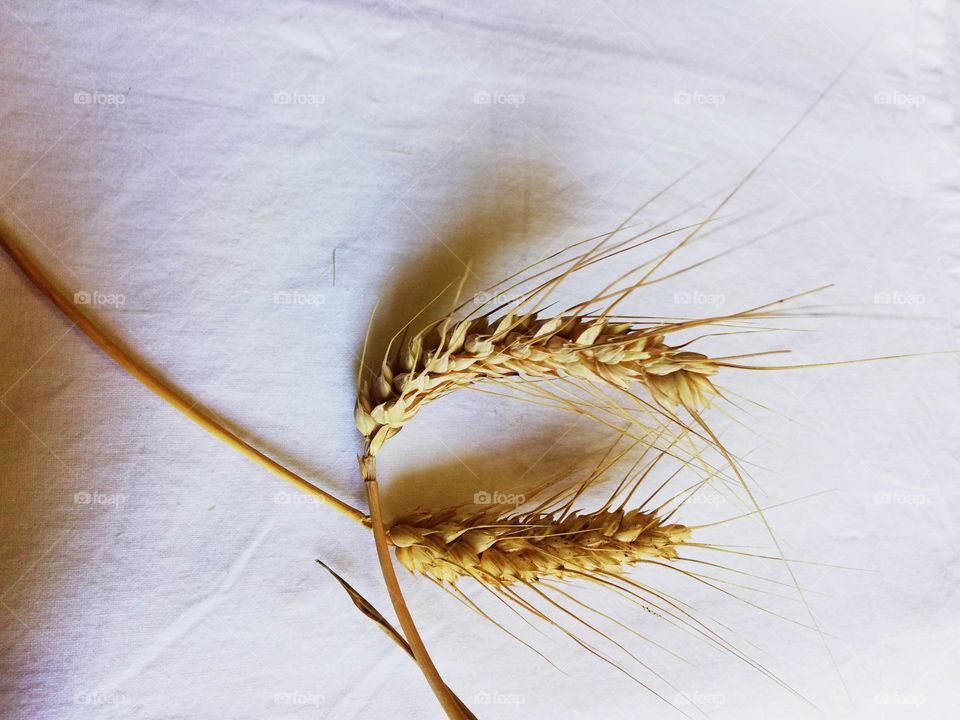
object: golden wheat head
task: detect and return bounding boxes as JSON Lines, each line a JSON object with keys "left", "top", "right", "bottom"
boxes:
{"left": 390, "top": 503, "right": 692, "bottom": 586}
{"left": 356, "top": 311, "right": 721, "bottom": 456}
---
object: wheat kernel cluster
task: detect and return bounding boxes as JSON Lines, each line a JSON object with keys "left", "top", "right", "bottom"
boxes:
{"left": 356, "top": 311, "right": 720, "bottom": 455}
{"left": 388, "top": 506, "right": 691, "bottom": 585}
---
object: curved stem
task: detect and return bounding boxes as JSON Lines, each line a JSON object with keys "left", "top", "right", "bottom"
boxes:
{"left": 0, "top": 222, "right": 367, "bottom": 525}
{"left": 360, "top": 455, "right": 468, "bottom": 720}
{"left": 3, "top": 221, "right": 467, "bottom": 714}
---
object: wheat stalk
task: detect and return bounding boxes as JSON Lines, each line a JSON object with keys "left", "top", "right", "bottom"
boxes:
{"left": 0, "top": 221, "right": 368, "bottom": 523}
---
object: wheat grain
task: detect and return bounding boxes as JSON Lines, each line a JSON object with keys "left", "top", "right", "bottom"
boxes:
{"left": 356, "top": 312, "right": 722, "bottom": 457}
{"left": 385, "top": 439, "right": 707, "bottom": 593}
{"left": 390, "top": 504, "right": 692, "bottom": 586}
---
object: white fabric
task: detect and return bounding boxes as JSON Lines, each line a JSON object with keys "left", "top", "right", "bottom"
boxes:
{"left": 1, "top": 1, "right": 958, "bottom": 718}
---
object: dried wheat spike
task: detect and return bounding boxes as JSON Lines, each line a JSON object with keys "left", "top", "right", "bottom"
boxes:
{"left": 355, "top": 312, "right": 719, "bottom": 456}
{"left": 382, "top": 446, "right": 810, "bottom": 708}
{"left": 389, "top": 504, "right": 691, "bottom": 586}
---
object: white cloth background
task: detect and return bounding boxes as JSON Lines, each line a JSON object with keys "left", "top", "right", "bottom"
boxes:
{"left": 1, "top": 1, "right": 958, "bottom": 718}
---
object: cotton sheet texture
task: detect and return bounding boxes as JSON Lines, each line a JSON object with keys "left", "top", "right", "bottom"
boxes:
{"left": 1, "top": 2, "right": 958, "bottom": 719}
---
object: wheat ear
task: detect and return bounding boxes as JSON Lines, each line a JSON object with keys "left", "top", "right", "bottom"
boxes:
{"left": 390, "top": 504, "right": 691, "bottom": 585}
{"left": 356, "top": 310, "right": 723, "bottom": 457}
{"left": 382, "top": 440, "right": 820, "bottom": 712}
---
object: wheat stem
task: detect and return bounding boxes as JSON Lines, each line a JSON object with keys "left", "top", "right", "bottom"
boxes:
{"left": 0, "top": 222, "right": 479, "bottom": 716}
{"left": 0, "top": 222, "right": 367, "bottom": 525}
{"left": 360, "top": 455, "right": 469, "bottom": 720}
